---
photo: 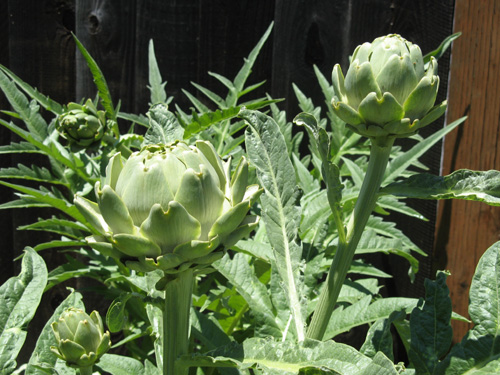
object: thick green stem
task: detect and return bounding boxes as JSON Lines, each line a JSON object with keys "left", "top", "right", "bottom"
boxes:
{"left": 162, "top": 269, "right": 194, "bottom": 375}
{"left": 78, "top": 366, "right": 93, "bottom": 375}
{"left": 306, "top": 137, "right": 395, "bottom": 340}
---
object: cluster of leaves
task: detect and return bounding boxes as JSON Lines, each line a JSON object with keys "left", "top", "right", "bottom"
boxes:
{"left": 0, "top": 23, "right": 499, "bottom": 374}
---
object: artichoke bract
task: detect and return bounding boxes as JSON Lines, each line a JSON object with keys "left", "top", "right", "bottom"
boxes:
{"left": 331, "top": 34, "right": 447, "bottom": 138}
{"left": 51, "top": 308, "right": 111, "bottom": 369}
{"left": 55, "top": 99, "right": 106, "bottom": 147}
{"left": 75, "top": 140, "right": 262, "bottom": 273}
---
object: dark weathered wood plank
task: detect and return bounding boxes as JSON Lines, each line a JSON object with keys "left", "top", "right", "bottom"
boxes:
{"left": 5, "top": 0, "right": 78, "bottom": 363}
{"left": 195, "top": 0, "right": 275, "bottom": 105}
{"left": 75, "top": 0, "right": 136, "bottom": 113}
{"left": 0, "top": 0, "right": 13, "bottom": 284}
{"left": 435, "top": 0, "right": 500, "bottom": 342}
{"left": 5, "top": 0, "right": 77, "bottom": 268}
{"left": 133, "top": 0, "right": 201, "bottom": 113}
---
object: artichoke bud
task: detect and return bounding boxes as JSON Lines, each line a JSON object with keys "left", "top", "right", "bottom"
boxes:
{"left": 332, "top": 34, "right": 447, "bottom": 138}
{"left": 75, "top": 141, "right": 262, "bottom": 273}
{"left": 50, "top": 308, "right": 111, "bottom": 369}
{"left": 56, "top": 99, "right": 106, "bottom": 148}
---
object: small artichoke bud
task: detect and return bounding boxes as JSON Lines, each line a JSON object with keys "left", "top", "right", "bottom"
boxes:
{"left": 331, "top": 34, "right": 447, "bottom": 138}
{"left": 74, "top": 141, "right": 263, "bottom": 273}
{"left": 56, "top": 99, "right": 106, "bottom": 147}
{"left": 51, "top": 308, "right": 111, "bottom": 369}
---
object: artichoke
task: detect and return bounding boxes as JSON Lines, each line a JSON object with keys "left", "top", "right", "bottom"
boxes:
{"left": 56, "top": 99, "right": 106, "bottom": 147}
{"left": 331, "top": 34, "right": 447, "bottom": 138}
{"left": 51, "top": 308, "right": 111, "bottom": 369}
{"left": 75, "top": 140, "right": 262, "bottom": 273}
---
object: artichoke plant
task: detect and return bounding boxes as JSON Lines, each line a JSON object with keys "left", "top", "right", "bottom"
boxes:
{"left": 75, "top": 140, "right": 262, "bottom": 273}
{"left": 331, "top": 34, "right": 447, "bottom": 138}
{"left": 55, "top": 99, "right": 106, "bottom": 147}
{"left": 51, "top": 308, "right": 111, "bottom": 369}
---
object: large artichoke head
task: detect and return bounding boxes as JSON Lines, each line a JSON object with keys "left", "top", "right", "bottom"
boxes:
{"left": 332, "top": 34, "right": 447, "bottom": 138}
{"left": 75, "top": 140, "right": 262, "bottom": 273}
{"left": 51, "top": 308, "right": 111, "bottom": 369}
{"left": 56, "top": 99, "right": 106, "bottom": 147}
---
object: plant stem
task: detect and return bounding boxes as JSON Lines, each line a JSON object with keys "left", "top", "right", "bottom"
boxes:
{"left": 162, "top": 268, "right": 194, "bottom": 375}
{"left": 306, "top": 136, "right": 395, "bottom": 340}
{"left": 78, "top": 366, "right": 93, "bottom": 375}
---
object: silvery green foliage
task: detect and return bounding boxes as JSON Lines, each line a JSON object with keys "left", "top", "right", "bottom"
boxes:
{"left": 0, "top": 248, "right": 47, "bottom": 374}
{"left": 332, "top": 34, "right": 447, "bottom": 138}
{"left": 75, "top": 140, "right": 262, "bottom": 273}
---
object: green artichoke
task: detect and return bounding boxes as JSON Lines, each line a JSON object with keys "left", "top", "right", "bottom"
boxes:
{"left": 56, "top": 99, "right": 106, "bottom": 147}
{"left": 75, "top": 140, "right": 262, "bottom": 273}
{"left": 331, "top": 34, "right": 447, "bottom": 138}
{"left": 51, "top": 308, "right": 111, "bottom": 369}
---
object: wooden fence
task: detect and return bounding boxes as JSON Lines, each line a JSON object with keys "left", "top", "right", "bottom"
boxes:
{"left": 0, "top": 0, "right": 498, "bottom": 343}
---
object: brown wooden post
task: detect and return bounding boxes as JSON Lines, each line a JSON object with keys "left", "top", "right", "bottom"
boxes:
{"left": 435, "top": 0, "right": 500, "bottom": 343}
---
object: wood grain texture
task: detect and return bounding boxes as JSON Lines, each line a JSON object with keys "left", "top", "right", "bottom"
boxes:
{"left": 0, "top": 0, "right": 13, "bottom": 283}
{"left": 4, "top": 0, "right": 78, "bottom": 363}
{"left": 5, "top": 0, "right": 76, "bottom": 268}
{"left": 75, "top": 0, "right": 136, "bottom": 113}
{"left": 435, "top": 0, "right": 500, "bottom": 342}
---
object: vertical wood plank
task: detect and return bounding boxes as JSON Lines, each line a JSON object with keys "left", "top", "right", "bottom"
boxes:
{"left": 5, "top": 0, "right": 76, "bottom": 269}
{"left": 5, "top": 0, "right": 78, "bottom": 363}
{"left": 435, "top": 0, "right": 500, "bottom": 342}
{"left": 196, "top": 0, "right": 275, "bottom": 104}
{"left": 133, "top": 0, "right": 201, "bottom": 114}
{"left": 75, "top": 0, "right": 137, "bottom": 113}
{"left": 0, "top": 0, "right": 13, "bottom": 284}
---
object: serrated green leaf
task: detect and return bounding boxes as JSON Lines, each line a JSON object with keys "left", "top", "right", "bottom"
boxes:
{"left": 96, "top": 354, "right": 144, "bottom": 375}
{"left": 0, "top": 142, "right": 41, "bottom": 154}
{"left": 117, "top": 111, "right": 150, "bottom": 128}
{"left": 409, "top": 271, "right": 453, "bottom": 375}
{"left": 0, "top": 181, "right": 86, "bottom": 223}
{"left": 26, "top": 291, "right": 84, "bottom": 375}
{"left": 381, "top": 169, "right": 500, "bottom": 206}
{"left": 148, "top": 39, "right": 168, "bottom": 106}
{"left": 0, "top": 64, "right": 63, "bottom": 115}
{"left": 361, "top": 310, "right": 406, "bottom": 361}
{"left": 183, "top": 106, "right": 241, "bottom": 139}
{"left": 190, "top": 308, "right": 232, "bottom": 351}
{"left": 181, "top": 338, "right": 372, "bottom": 374}
{"left": 437, "top": 241, "right": 500, "bottom": 374}
{"left": 349, "top": 261, "right": 392, "bottom": 279}
{"left": 191, "top": 81, "right": 225, "bottom": 108}
{"left": 144, "top": 104, "right": 184, "bottom": 145}
{"left": 384, "top": 117, "right": 466, "bottom": 184}
{"left": 342, "top": 157, "right": 365, "bottom": 187}
{"left": 243, "top": 109, "right": 306, "bottom": 341}
{"left": 232, "top": 239, "right": 273, "bottom": 263}
{"left": 377, "top": 196, "right": 427, "bottom": 221}
{"left": 366, "top": 216, "right": 424, "bottom": 256}
{"left": 361, "top": 352, "right": 400, "bottom": 375}
{"left": 208, "top": 71, "right": 235, "bottom": 92}
{"left": 233, "top": 22, "right": 273, "bottom": 92}
{"left": 423, "top": 32, "right": 461, "bottom": 64}
{"left": 0, "top": 248, "right": 47, "bottom": 374}
{"left": 214, "top": 253, "right": 282, "bottom": 337}
{"left": 324, "top": 296, "right": 418, "bottom": 340}
{"left": 0, "top": 164, "right": 67, "bottom": 186}
{"left": 73, "top": 33, "right": 115, "bottom": 118}
{"left": 18, "top": 217, "right": 89, "bottom": 239}
{"left": 0, "top": 69, "right": 48, "bottom": 140}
